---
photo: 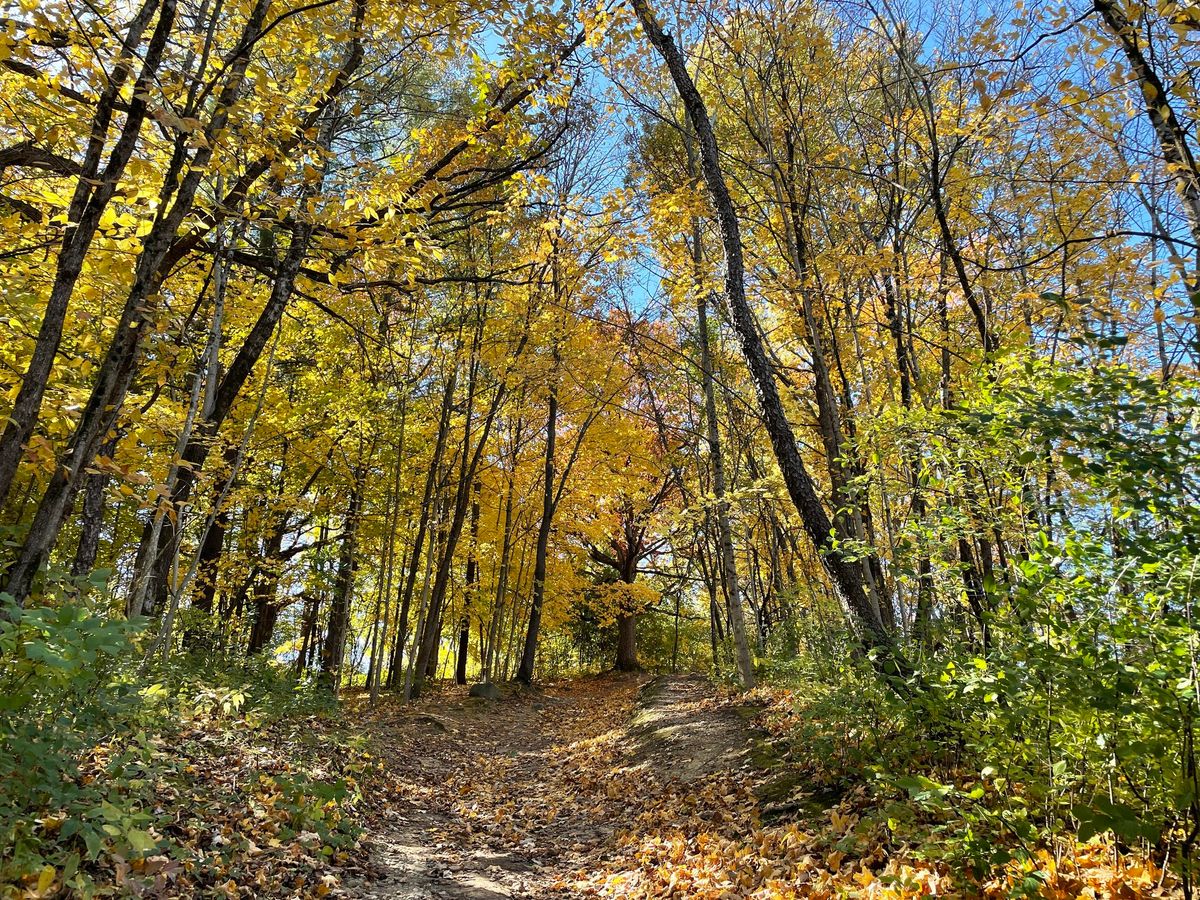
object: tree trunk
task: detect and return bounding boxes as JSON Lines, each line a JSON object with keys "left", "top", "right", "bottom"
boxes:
{"left": 387, "top": 368, "right": 456, "bottom": 688}
{"left": 615, "top": 612, "right": 638, "bottom": 672}
{"left": 404, "top": 510, "right": 443, "bottom": 698}
{"left": 320, "top": 467, "right": 365, "bottom": 693}
{"left": 455, "top": 481, "right": 480, "bottom": 685}
{"left": 693, "top": 217, "right": 755, "bottom": 688}
{"left": 482, "top": 469, "right": 516, "bottom": 682}
{"left": 245, "top": 525, "right": 285, "bottom": 655}
{"left": 295, "top": 592, "right": 320, "bottom": 676}
{"left": 1093, "top": 0, "right": 1200, "bottom": 353}
{"left": 410, "top": 328, "right": 518, "bottom": 698}
{"left": 148, "top": 218, "right": 315, "bottom": 610}
{"left": 4, "top": 0, "right": 272, "bottom": 603}
{"left": 246, "top": 597, "right": 281, "bottom": 655}
{"left": 0, "top": 0, "right": 167, "bottom": 509}
{"left": 70, "top": 436, "right": 118, "bottom": 579}
{"left": 189, "top": 448, "right": 237, "bottom": 618}
{"left": 517, "top": 376, "right": 558, "bottom": 685}
{"left": 631, "top": 0, "right": 902, "bottom": 671}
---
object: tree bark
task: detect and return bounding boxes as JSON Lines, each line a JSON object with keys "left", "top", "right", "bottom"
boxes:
{"left": 615, "top": 610, "right": 638, "bottom": 672}
{"left": 4, "top": 0, "right": 272, "bottom": 602}
{"left": 631, "top": 0, "right": 902, "bottom": 667}
{"left": 694, "top": 260, "right": 755, "bottom": 687}
{"left": 189, "top": 446, "right": 238, "bottom": 619}
{"left": 245, "top": 525, "right": 285, "bottom": 655}
{"left": 0, "top": 0, "right": 166, "bottom": 509}
{"left": 517, "top": 374, "right": 558, "bottom": 685}
{"left": 482, "top": 461, "right": 517, "bottom": 682}
{"left": 148, "top": 214, "right": 317, "bottom": 610}
{"left": 320, "top": 467, "right": 365, "bottom": 693}
{"left": 69, "top": 436, "right": 118, "bottom": 579}
{"left": 455, "top": 481, "right": 480, "bottom": 685}
{"left": 410, "top": 317, "right": 525, "bottom": 698}
{"left": 388, "top": 366, "right": 457, "bottom": 687}
{"left": 1093, "top": 0, "right": 1200, "bottom": 353}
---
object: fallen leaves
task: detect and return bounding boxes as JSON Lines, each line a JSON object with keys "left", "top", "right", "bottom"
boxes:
{"left": 30, "top": 672, "right": 1173, "bottom": 897}
{"left": 4, "top": 698, "right": 373, "bottom": 899}
{"left": 350, "top": 675, "right": 1178, "bottom": 899}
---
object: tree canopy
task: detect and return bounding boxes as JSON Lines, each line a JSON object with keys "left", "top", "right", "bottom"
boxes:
{"left": 1, "top": 0, "right": 1199, "bottom": 894}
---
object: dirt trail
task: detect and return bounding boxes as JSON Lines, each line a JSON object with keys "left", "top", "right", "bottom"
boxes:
{"left": 341, "top": 673, "right": 1176, "bottom": 898}
{"left": 348, "top": 674, "right": 777, "bottom": 899}
{"left": 628, "top": 674, "right": 766, "bottom": 782}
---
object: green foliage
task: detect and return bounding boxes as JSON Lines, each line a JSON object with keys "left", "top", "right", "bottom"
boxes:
{"left": 0, "top": 597, "right": 356, "bottom": 896}
{"left": 766, "top": 356, "right": 1199, "bottom": 887}
{"left": 141, "top": 649, "right": 340, "bottom": 723}
{"left": 0, "top": 599, "right": 148, "bottom": 892}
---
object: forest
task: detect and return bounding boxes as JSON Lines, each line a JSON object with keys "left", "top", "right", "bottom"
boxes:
{"left": 0, "top": 0, "right": 1197, "bottom": 895}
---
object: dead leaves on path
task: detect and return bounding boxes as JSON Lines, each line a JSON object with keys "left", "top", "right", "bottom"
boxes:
{"left": 566, "top": 685, "right": 1175, "bottom": 900}
{"left": 22, "top": 675, "right": 1171, "bottom": 897}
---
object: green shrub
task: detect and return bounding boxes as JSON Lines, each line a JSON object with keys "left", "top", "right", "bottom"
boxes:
{"left": 0, "top": 598, "right": 148, "bottom": 891}
{"left": 0, "top": 596, "right": 355, "bottom": 896}
{"left": 764, "top": 359, "right": 1199, "bottom": 887}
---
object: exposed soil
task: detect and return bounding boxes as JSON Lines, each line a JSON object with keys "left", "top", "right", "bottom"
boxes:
{"left": 627, "top": 674, "right": 764, "bottom": 782}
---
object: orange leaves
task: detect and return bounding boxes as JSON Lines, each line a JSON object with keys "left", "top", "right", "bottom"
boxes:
{"left": 983, "top": 844, "right": 1174, "bottom": 899}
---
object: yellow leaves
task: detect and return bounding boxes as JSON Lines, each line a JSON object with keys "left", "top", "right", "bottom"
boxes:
{"left": 35, "top": 865, "right": 56, "bottom": 896}
{"left": 37, "top": 813, "right": 66, "bottom": 835}
{"left": 853, "top": 866, "right": 878, "bottom": 889}
{"left": 148, "top": 104, "right": 205, "bottom": 137}
{"left": 829, "top": 807, "right": 857, "bottom": 835}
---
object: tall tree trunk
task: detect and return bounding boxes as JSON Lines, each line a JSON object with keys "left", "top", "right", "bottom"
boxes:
{"left": 245, "top": 525, "right": 285, "bottom": 655}
{"left": 769, "top": 159, "right": 891, "bottom": 632}
{"left": 424, "top": 612, "right": 443, "bottom": 678}
{"left": 4, "top": 0, "right": 272, "bottom": 602}
{"left": 0, "top": 0, "right": 167, "bottom": 509}
{"left": 631, "top": 0, "right": 903, "bottom": 672}
{"left": 189, "top": 446, "right": 238, "bottom": 618}
{"left": 148, "top": 215, "right": 316, "bottom": 610}
{"left": 517, "top": 373, "right": 558, "bottom": 685}
{"left": 295, "top": 592, "right": 320, "bottom": 676}
{"left": 1093, "top": 0, "right": 1200, "bottom": 354}
{"left": 410, "top": 326, "right": 521, "bottom": 698}
{"left": 455, "top": 481, "right": 480, "bottom": 685}
{"left": 70, "top": 436, "right": 118, "bottom": 579}
{"left": 404, "top": 508, "right": 444, "bottom": 698}
{"left": 882, "top": 267, "right": 934, "bottom": 643}
{"left": 482, "top": 470, "right": 517, "bottom": 682}
{"left": 695, "top": 273, "right": 755, "bottom": 687}
{"left": 615, "top": 611, "right": 639, "bottom": 672}
{"left": 387, "top": 367, "right": 457, "bottom": 688}
{"left": 320, "top": 466, "right": 365, "bottom": 694}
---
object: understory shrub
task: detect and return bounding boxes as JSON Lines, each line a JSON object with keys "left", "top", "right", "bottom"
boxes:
{"left": 762, "top": 358, "right": 1199, "bottom": 889}
{"left": 0, "top": 593, "right": 356, "bottom": 897}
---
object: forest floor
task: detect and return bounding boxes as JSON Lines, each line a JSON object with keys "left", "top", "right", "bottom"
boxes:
{"left": 52, "top": 668, "right": 1166, "bottom": 897}
{"left": 336, "top": 673, "right": 1175, "bottom": 899}
{"left": 346, "top": 673, "right": 779, "bottom": 899}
